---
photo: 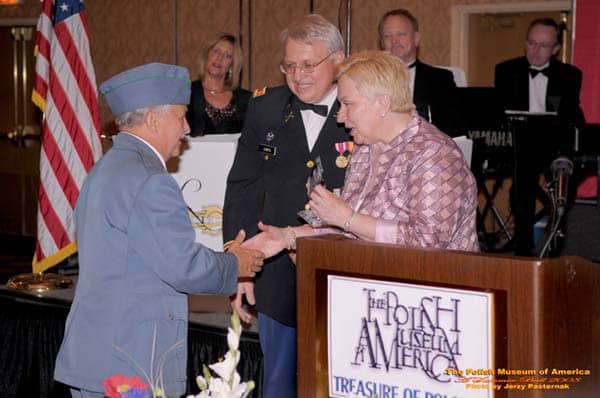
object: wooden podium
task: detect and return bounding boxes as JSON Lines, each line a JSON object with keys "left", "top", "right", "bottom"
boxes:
{"left": 296, "top": 235, "right": 598, "bottom": 397}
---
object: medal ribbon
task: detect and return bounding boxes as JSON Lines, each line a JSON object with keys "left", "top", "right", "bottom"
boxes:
{"left": 335, "top": 141, "right": 353, "bottom": 155}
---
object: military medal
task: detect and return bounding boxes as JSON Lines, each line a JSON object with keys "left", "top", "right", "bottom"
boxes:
{"left": 334, "top": 141, "right": 353, "bottom": 168}
{"left": 335, "top": 155, "right": 348, "bottom": 168}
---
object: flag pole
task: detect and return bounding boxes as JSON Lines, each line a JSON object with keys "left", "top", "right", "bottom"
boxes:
{"left": 7, "top": 0, "right": 103, "bottom": 290}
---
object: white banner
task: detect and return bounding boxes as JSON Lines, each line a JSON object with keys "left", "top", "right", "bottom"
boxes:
{"left": 328, "top": 275, "right": 494, "bottom": 398}
{"left": 168, "top": 134, "right": 239, "bottom": 251}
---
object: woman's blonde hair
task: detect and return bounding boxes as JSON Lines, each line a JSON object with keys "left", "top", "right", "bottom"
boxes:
{"left": 198, "top": 34, "right": 243, "bottom": 90}
{"left": 336, "top": 50, "right": 414, "bottom": 114}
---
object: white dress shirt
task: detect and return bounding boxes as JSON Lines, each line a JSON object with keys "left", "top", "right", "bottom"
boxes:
{"left": 529, "top": 62, "right": 550, "bottom": 113}
{"left": 408, "top": 64, "right": 416, "bottom": 95}
{"left": 300, "top": 87, "right": 338, "bottom": 151}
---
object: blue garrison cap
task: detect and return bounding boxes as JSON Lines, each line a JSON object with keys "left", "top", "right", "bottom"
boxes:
{"left": 99, "top": 62, "right": 191, "bottom": 116}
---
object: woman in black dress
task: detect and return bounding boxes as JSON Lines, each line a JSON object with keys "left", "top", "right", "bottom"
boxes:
{"left": 186, "top": 34, "right": 251, "bottom": 136}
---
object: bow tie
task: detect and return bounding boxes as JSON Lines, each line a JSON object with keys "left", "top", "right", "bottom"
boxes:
{"left": 297, "top": 101, "right": 328, "bottom": 116}
{"left": 529, "top": 66, "right": 550, "bottom": 78}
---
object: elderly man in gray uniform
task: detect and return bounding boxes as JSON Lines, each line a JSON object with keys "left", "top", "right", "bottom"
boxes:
{"left": 54, "top": 62, "right": 264, "bottom": 398}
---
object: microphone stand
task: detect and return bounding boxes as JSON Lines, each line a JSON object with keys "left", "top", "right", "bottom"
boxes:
{"left": 538, "top": 213, "right": 563, "bottom": 258}
{"left": 538, "top": 179, "right": 563, "bottom": 258}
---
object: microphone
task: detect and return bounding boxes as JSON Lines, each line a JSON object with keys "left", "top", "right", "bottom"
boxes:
{"left": 550, "top": 157, "right": 574, "bottom": 216}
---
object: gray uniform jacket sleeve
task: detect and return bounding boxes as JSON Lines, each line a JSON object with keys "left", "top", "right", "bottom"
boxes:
{"left": 129, "top": 172, "right": 238, "bottom": 295}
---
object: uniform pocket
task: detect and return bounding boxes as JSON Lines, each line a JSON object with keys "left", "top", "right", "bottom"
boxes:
{"left": 112, "top": 294, "right": 188, "bottom": 387}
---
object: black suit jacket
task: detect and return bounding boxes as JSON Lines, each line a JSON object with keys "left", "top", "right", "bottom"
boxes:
{"left": 186, "top": 80, "right": 251, "bottom": 136}
{"left": 413, "top": 60, "right": 458, "bottom": 135}
{"left": 223, "top": 86, "right": 349, "bottom": 326}
{"left": 494, "top": 56, "right": 584, "bottom": 127}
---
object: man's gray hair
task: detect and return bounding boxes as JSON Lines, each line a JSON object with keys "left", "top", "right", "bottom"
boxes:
{"left": 280, "top": 14, "right": 344, "bottom": 53}
{"left": 115, "top": 104, "right": 171, "bottom": 129}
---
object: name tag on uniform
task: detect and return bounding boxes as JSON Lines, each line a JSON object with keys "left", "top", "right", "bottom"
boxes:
{"left": 258, "top": 144, "right": 276, "bottom": 156}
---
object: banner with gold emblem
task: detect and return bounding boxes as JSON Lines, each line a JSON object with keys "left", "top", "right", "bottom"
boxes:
{"left": 168, "top": 134, "right": 239, "bottom": 251}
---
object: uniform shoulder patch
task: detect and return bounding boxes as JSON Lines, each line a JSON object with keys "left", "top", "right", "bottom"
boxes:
{"left": 253, "top": 87, "right": 267, "bottom": 98}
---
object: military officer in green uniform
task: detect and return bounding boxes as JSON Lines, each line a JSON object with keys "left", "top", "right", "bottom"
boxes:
{"left": 223, "top": 14, "right": 350, "bottom": 398}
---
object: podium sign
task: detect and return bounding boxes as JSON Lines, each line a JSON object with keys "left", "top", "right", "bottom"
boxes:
{"left": 168, "top": 134, "right": 239, "bottom": 251}
{"left": 328, "top": 275, "right": 494, "bottom": 398}
{"left": 296, "top": 236, "right": 599, "bottom": 398}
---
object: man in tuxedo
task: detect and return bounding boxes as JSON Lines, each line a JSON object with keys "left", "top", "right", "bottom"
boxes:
{"left": 495, "top": 18, "right": 585, "bottom": 255}
{"left": 223, "top": 14, "right": 349, "bottom": 398}
{"left": 495, "top": 18, "right": 584, "bottom": 126}
{"left": 378, "top": 8, "right": 457, "bottom": 135}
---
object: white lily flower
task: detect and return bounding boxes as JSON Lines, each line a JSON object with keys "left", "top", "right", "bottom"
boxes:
{"left": 232, "top": 372, "right": 240, "bottom": 386}
{"left": 227, "top": 327, "right": 240, "bottom": 350}
{"left": 196, "top": 375, "right": 208, "bottom": 391}
{"left": 229, "top": 382, "right": 249, "bottom": 397}
{"left": 208, "top": 377, "right": 227, "bottom": 393}
{"left": 209, "top": 350, "right": 239, "bottom": 381}
{"left": 192, "top": 313, "right": 254, "bottom": 398}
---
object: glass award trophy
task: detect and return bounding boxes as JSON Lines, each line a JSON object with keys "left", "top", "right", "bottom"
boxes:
{"left": 297, "top": 156, "right": 325, "bottom": 227}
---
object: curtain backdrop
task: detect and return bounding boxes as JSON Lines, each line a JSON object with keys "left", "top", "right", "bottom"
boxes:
{"left": 573, "top": 0, "right": 600, "bottom": 123}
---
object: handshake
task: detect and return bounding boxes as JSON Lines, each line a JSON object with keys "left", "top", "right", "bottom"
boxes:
{"left": 226, "top": 223, "right": 300, "bottom": 324}
{"left": 228, "top": 221, "right": 300, "bottom": 277}
{"left": 226, "top": 229, "right": 265, "bottom": 278}
{"left": 227, "top": 222, "right": 302, "bottom": 324}
{"left": 227, "top": 222, "right": 300, "bottom": 279}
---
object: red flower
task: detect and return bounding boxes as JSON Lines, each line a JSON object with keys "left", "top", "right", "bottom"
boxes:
{"left": 103, "top": 374, "right": 148, "bottom": 398}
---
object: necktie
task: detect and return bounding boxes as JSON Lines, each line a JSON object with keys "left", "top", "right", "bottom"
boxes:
{"left": 298, "top": 101, "right": 328, "bottom": 117}
{"left": 529, "top": 67, "right": 550, "bottom": 78}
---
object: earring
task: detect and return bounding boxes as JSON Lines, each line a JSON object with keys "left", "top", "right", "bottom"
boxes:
{"left": 380, "top": 112, "right": 386, "bottom": 118}
{"left": 227, "top": 68, "right": 233, "bottom": 80}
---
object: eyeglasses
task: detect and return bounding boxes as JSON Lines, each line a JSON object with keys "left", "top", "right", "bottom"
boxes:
{"left": 526, "top": 40, "right": 557, "bottom": 50}
{"left": 280, "top": 52, "right": 336, "bottom": 75}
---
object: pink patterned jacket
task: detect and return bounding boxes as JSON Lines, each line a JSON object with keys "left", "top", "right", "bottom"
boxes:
{"left": 341, "top": 114, "right": 479, "bottom": 252}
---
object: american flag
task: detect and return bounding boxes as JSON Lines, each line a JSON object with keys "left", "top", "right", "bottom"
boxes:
{"left": 32, "top": 0, "right": 102, "bottom": 273}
